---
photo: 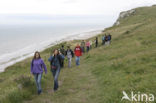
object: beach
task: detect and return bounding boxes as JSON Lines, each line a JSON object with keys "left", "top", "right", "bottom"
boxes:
{"left": 0, "top": 29, "right": 102, "bottom": 72}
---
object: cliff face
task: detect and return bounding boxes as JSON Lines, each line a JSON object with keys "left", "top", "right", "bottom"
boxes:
{"left": 114, "top": 9, "right": 136, "bottom": 26}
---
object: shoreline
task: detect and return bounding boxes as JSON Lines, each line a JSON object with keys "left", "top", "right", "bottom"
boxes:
{"left": 0, "top": 29, "right": 102, "bottom": 72}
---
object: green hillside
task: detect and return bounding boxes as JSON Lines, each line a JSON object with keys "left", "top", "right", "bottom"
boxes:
{"left": 0, "top": 5, "right": 156, "bottom": 103}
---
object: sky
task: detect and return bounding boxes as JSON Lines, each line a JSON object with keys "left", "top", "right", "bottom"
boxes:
{"left": 0, "top": 0, "right": 156, "bottom": 25}
{"left": 0, "top": 0, "right": 156, "bottom": 15}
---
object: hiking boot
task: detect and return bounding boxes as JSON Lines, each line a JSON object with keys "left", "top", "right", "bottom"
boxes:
{"left": 38, "top": 90, "right": 42, "bottom": 95}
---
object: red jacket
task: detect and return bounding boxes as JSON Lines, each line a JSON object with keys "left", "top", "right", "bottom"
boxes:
{"left": 74, "top": 46, "right": 82, "bottom": 57}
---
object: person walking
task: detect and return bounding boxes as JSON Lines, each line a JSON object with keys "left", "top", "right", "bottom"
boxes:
{"left": 81, "top": 40, "right": 85, "bottom": 53}
{"left": 86, "top": 41, "right": 90, "bottom": 52}
{"left": 74, "top": 44, "right": 82, "bottom": 66}
{"left": 89, "top": 40, "right": 92, "bottom": 49}
{"left": 102, "top": 34, "right": 106, "bottom": 45}
{"left": 31, "top": 51, "right": 47, "bottom": 95}
{"left": 48, "top": 49, "right": 64, "bottom": 91}
{"left": 95, "top": 37, "right": 98, "bottom": 48}
{"left": 105, "top": 35, "right": 108, "bottom": 45}
{"left": 65, "top": 46, "right": 74, "bottom": 68}
{"left": 108, "top": 33, "right": 112, "bottom": 44}
{"left": 60, "top": 45, "right": 65, "bottom": 68}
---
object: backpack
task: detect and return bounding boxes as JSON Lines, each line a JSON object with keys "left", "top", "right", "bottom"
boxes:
{"left": 105, "top": 36, "right": 108, "bottom": 41}
{"left": 70, "top": 49, "right": 74, "bottom": 57}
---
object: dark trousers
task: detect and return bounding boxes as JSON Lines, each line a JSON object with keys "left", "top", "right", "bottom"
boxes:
{"left": 81, "top": 46, "right": 85, "bottom": 53}
{"left": 86, "top": 46, "right": 90, "bottom": 52}
{"left": 61, "top": 61, "right": 64, "bottom": 68}
{"left": 95, "top": 43, "right": 98, "bottom": 47}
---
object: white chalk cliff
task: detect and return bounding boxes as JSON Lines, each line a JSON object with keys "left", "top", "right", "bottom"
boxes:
{"left": 114, "top": 9, "right": 136, "bottom": 26}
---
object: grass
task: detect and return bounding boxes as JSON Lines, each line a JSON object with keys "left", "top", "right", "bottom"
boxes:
{"left": 0, "top": 5, "right": 156, "bottom": 103}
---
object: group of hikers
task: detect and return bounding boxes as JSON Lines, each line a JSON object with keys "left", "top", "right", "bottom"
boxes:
{"left": 101, "top": 33, "right": 112, "bottom": 45}
{"left": 30, "top": 34, "right": 112, "bottom": 95}
{"left": 80, "top": 33, "right": 112, "bottom": 53}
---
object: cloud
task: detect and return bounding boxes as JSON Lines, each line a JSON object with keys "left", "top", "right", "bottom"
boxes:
{"left": 63, "top": 0, "right": 77, "bottom": 4}
{"left": 0, "top": 0, "right": 155, "bottom": 15}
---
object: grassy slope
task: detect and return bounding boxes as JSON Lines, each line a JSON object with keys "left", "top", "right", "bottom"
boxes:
{"left": 0, "top": 5, "right": 156, "bottom": 103}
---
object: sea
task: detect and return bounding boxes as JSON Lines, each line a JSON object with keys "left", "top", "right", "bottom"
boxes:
{"left": 0, "top": 14, "right": 117, "bottom": 72}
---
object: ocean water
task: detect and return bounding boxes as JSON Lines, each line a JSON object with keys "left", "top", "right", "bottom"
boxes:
{"left": 0, "top": 15, "right": 117, "bottom": 72}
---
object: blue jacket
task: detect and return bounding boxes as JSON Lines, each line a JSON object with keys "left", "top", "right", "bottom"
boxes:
{"left": 48, "top": 54, "right": 64, "bottom": 67}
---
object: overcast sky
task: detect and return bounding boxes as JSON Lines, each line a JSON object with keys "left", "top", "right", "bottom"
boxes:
{"left": 0, "top": 0, "right": 156, "bottom": 15}
{"left": 0, "top": 0, "right": 156, "bottom": 25}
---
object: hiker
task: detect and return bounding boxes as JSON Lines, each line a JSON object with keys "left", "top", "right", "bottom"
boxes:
{"left": 81, "top": 40, "right": 85, "bottom": 53}
{"left": 105, "top": 35, "right": 108, "bottom": 45}
{"left": 65, "top": 46, "right": 74, "bottom": 68}
{"left": 102, "top": 34, "right": 106, "bottom": 45}
{"left": 95, "top": 37, "right": 98, "bottom": 47}
{"left": 74, "top": 44, "right": 82, "bottom": 66}
{"left": 31, "top": 51, "right": 47, "bottom": 95}
{"left": 89, "top": 40, "right": 92, "bottom": 49}
{"left": 86, "top": 40, "right": 90, "bottom": 52}
{"left": 48, "top": 49, "right": 64, "bottom": 91}
{"left": 60, "top": 45, "right": 65, "bottom": 68}
{"left": 108, "top": 33, "right": 112, "bottom": 44}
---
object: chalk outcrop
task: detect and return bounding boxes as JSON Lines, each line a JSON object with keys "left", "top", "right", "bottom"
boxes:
{"left": 114, "top": 9, "right": 136, "bottom": 26}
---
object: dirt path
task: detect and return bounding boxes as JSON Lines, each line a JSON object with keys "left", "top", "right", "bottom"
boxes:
{"left": 24, "top": 57, "right": 100, "bottom": 103}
